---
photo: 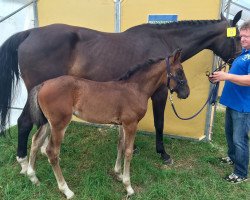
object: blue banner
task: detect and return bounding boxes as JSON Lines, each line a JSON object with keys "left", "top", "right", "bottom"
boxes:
{"left": 148, "top": 14, "right": 178, "bottom": 24}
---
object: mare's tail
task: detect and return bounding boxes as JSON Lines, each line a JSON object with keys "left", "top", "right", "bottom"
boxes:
{"left": 28, "top": 85, "right": 48, "bottom": 127}
{"left": 0, "top": 30, "right": 31, "bottom": 134}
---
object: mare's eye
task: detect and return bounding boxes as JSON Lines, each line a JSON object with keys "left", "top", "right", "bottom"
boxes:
{"left": 236, "top": 36, "right": 241, "bottom": 40}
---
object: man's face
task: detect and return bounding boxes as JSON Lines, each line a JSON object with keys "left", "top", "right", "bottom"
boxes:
{"left": 240, "top": 28, "right": 250, "bottom": 50}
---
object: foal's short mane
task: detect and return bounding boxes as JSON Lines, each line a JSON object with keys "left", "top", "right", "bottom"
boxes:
{"left": 118, "top": 58, "right": 164, "bottom": 81}
{"left": 126, "top": 19, "right": 222, "bottom": 31}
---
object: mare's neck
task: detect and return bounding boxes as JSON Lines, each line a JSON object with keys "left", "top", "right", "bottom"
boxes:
{"left": 127, "top": 20, "right": 226, "bottom": 62}
{"left": 160, "top": 22, "right": 226, "bottom": 61}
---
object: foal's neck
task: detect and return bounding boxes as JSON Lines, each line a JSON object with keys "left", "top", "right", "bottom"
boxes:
{"left": 126, "top": 60, "right": 167, "bottom": 97}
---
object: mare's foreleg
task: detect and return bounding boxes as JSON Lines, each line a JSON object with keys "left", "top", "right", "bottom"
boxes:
{"left": 27, "top": 124, "right": 49, "bottom": 185}
{"left": 114, "top": 125, "right": 124, "bottom": 181}
{"left": 151, "top": 85, "right": 173, "bottom": 165}
{"left": 122, "top": 122, "right": 137, "bottom": 196}
{"left": 16, "top": 104, "right": 33, "bottom": 174}
{"left": 47, "top": 127, "right": 74, "bottom": 199}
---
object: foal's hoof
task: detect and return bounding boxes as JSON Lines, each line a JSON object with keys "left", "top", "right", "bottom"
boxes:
{"left": 133, "top": 146, "right": 140, "bottom": 155}
{"left": 65, "top": 190, "right": 74, "bottom": 199}
{"left": 116, "top": 173, "right": 123, "bottom": 182}
{"left": 126, "top": 186, "right": 135, "bottom": 196}
{"left": 20, "top": 168, "right": 28, "bottom": 175}
{"left": 34, "top": 180, "right": 41, "bottom": 186}
{"left": 27, "top": 170, "right": 40, "bottom": 185}
{"left": 28, "top": 176, "right": 40, "bottom": 186}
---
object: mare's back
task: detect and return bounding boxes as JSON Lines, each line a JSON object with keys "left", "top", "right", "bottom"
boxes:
{"left": 18, "top": 24, "right": 146, "bottom": 89}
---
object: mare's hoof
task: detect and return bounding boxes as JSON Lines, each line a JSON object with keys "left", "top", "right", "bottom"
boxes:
{"left": 161, "top": 154, "right": 174, "bottom": 165}
{"left": 159, "top": 153, "right": 173, "bottom": 165}
{"left": 16, "top": 156, "right": 28, "bottom": 175}
{"left": 163, "top": 157, "right": 173, "bottom": 165}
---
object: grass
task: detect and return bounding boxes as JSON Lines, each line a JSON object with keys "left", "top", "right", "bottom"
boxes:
{"left": 0, "top": 111, "right": 249, "bottom": 200}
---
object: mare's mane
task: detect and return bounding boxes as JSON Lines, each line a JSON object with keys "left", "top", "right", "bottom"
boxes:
{"left": 126, "top": 19, "right": 222, "bottom": 32}
{"left": 118, "top": 58, "right": 164, "bottom": 81}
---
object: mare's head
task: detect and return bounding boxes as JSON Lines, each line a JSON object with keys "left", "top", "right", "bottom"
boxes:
{"left": 166, "top": 49, "right": 190, "bottom": 99}
{"left": 213, "top": 11, "right": 242, "bottom": 63}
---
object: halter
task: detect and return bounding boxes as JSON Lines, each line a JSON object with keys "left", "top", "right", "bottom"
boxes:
{"left": 169, "top": 60, "right": 228, "bottom": 120}
{"left": 165, "top": 57, "right": 187, "bottom": 94}
{"left": 227, "top": 25, "right": 242, "bottom": 66}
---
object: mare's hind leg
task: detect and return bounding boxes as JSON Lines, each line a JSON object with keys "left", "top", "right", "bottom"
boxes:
{"left": 151, "top": 86, "right": 173, "bottom": 165}
{"left": 114, "top": 125, "right": 124, "bottom": 181}
{"left": 46, "top": 127, "right": 74, "bottom": 199}
{"left": 122, "top": 122, "right": 137, "bottom": 196}
{"left": 16, "top": 103, "right": 33, "bottom": 174}
{"left": 27, "top": 124, "right": 49, "bottom": 185}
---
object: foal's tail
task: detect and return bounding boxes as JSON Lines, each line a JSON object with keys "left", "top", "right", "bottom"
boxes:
{"left": 28, "top": 85, "right": 48, "bottom": 127}
{"left": 0, "top": 30, "right": 31, "bottom": 134}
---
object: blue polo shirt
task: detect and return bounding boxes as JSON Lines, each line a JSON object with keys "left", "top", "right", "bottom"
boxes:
{"left": 220, "top": 49, "right": 250, "bottom": 112}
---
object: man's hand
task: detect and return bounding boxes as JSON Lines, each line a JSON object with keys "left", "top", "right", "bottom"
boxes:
{"left": 209, "top": 71, "right": 229, "bottom": 83}
{"left": 209, "top": 72, "right": 250, "bottom": 86}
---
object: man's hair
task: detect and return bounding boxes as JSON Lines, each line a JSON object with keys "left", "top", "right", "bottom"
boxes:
{"left": 240, "top": 20, "right": 250, "bottom": 31}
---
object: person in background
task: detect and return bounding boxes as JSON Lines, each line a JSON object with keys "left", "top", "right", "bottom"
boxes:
{"left": 210, "top": 20, "right": 250, "bottom": 183}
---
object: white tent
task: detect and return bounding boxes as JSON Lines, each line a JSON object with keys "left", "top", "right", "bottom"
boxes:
{"left": 0, "top": 0, "right": 34, "bottom": 128}
{"left": 222, "top": 0, "right": 250, "bottom": 23}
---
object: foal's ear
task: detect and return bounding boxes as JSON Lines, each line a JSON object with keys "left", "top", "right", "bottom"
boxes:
{"left": 231, "top": 10, "right": 242, "bottom": 27}
{"left": 172, "top": 48, "right": 182, "bottom": 62}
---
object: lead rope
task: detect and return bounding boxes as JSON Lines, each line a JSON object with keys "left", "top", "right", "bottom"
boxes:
{"left": 169, "top": 85, "right": 216, "bottom": 120}
{"left": 169, "top": 61, "right": 228, "bottom": 120}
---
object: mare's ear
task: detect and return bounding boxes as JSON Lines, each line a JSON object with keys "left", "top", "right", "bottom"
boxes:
{"left": 172, "top": 48, "right": 182, "bottom": 62}
{"left": 231, "top": 10, "right": 242, "bottom": 27}
{"left": 220, "top": 12, "right": 227, "bottom": 21}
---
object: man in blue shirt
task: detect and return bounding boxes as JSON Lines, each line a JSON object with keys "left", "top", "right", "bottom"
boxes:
{"left": 210, "top": 20, "right": 250, "bottom": 183}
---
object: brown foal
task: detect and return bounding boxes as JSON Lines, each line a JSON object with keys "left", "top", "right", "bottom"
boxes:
{"left": 27, "top": 49, "right": 189, "bottom": 199}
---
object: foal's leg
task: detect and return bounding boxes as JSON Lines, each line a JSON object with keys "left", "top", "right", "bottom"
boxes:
{"left": 27, "top": 124, "right": 49, "bottom": 185}
{"left": 122, "top": 122, "right": 137, "bottom": 196}
{"left": 114, "top": 125, "right": 124, "bottom": 181}
{"left": 40, "top": 136, "right": 49, "bottom": 155}
{"left": 46, "top": 127, "right": 74, "bottom": 199}
{"left": 151, "top": 86, "right": 173, "bottom": 164}
{"left": 16, "top": 103, "right": 33, "bottom": 174}
{"left": 40, "top": 125, "right": 51, "bottom": 156}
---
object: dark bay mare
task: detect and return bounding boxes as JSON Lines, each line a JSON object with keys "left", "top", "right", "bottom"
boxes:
{"left": 26, "top": 50, "right": 189, "bottom": 198}
{"left": 0, "top": 11, "right": 242, "bottom": 172}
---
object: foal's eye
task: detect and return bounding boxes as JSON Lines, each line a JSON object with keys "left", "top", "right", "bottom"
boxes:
{"left": 177, "top": 69, "right": 184, "bottom": 77}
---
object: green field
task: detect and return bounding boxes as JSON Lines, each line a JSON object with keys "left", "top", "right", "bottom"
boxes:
{"left": 0, "top": 111, "right": 249, "bottom": 200}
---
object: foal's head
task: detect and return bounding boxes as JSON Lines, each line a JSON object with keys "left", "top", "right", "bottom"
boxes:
{"left": 167, "top": 49, "right": 190, "bottom": 99}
